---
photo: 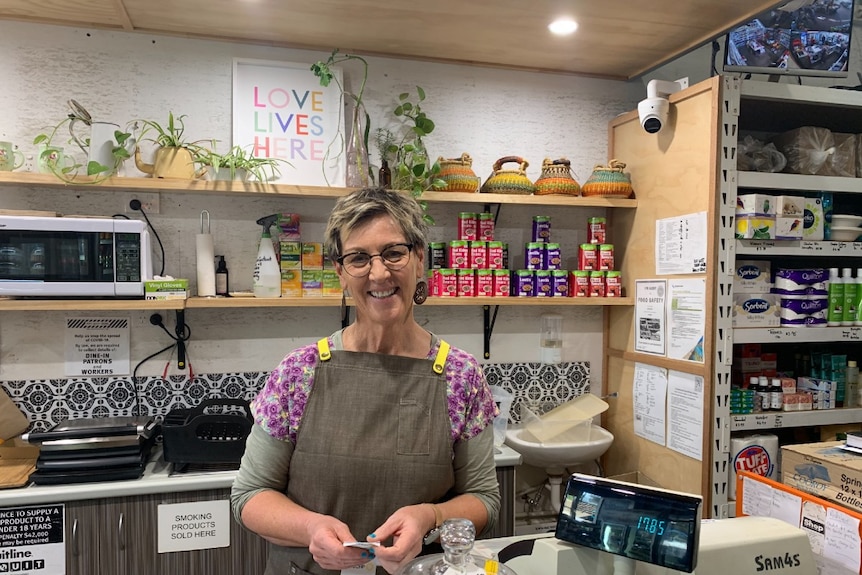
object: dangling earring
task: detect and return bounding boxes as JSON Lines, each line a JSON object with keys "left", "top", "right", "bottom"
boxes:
{"left": 341, "top": 289, "right": 350, "bottom": 322}
{"left": 413, "top": 279, "right": 428, "bottom": 305}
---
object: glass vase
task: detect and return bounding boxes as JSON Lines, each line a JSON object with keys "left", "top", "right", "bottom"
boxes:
{"left": 345, "top": 106, "right": 371, "bottom": 188}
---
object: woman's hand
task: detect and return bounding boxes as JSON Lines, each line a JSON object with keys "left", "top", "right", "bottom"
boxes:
{"left": 370, "top": 504, "right": 435, "bottom": 574}
{"left": 306, "top": 515, "right": 371, "bottom": 571}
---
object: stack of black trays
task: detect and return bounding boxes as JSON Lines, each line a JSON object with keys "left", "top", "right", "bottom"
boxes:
{"left": 22, "top": 416, "right": 160, "bottom": 485}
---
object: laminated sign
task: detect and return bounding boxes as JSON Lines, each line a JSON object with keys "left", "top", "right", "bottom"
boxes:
{"left": 64, "top": 317, "right": 130, "bottom": 376}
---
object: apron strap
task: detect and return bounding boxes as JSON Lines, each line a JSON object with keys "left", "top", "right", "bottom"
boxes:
{"left": 319, "top": 335, "right": 449, "bottom": 372}
{"left": 317, "top": 337, "right": 332, "bottom": 361}
{"left": 433, "top": 340, "right": 451, "bottom": 374}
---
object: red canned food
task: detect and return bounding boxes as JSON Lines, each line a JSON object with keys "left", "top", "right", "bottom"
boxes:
{"left": 449, "top": 240, "right": 469, "bottom": 269}
{"left": 458, "top": 212, "right": 478, "bottom": 241}
{"left": 588, "top": 217, "right": 606, "bottom": 244}
{"left": 599, "top": 244, "right": 614, "bottom": 271}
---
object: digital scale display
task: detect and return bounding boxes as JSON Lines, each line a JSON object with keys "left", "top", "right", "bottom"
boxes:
{"left": 555, "top": 474, "right": 702, "bottom": 573}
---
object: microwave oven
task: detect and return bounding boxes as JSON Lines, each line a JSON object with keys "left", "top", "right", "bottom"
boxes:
{"left": 0, "top": 215, "right": 153, "bottom": 297}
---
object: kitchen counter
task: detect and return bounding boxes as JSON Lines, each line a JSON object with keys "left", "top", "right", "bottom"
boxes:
{"left": 0, "top": 443, "right": 522, "bottom": 507}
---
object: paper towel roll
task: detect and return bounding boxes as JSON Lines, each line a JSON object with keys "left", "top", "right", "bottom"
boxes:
{"left": 729, "top": 433, "right": 779, "bottom": 500}
{"left": 196, "top": 233, "right": 216, "bottom": 297}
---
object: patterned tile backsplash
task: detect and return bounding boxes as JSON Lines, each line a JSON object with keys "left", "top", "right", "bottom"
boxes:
{"left": 1, "top": 362, "right": 589, "bottom": 432}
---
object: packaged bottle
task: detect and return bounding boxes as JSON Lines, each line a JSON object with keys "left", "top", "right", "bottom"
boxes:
{"left": 378, "top": 159, "right": 391, "bottom": 188}
{"left": 756, "top": 376, "right": 770, "bottom": 412}
{"left": 215, "top": 255, "right": 229, "bottom": 296}
{"left": 855, "top": 268, "right": 862, "bottom": 326}
{"left": 846, "top": 361, "right": 860, "bottom": 408}
{"left": 827, "top": 267, "right": 844, "bottom": 326}
{"left": 253, "top": 214, "right": 281, "bottom": 298}
{"left": 844, "top": 268, "right": 857, "bottom": 326}
{"left": 769, "top": 378, "right": 783, "bottom": 411}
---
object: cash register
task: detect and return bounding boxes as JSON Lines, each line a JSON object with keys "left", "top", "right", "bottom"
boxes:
{"left": 499, "top": 474, "right": 816, "bottom": 575}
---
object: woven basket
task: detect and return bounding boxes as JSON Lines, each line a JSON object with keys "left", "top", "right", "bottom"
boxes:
{"left": 581, "top": 159, "right": 633, "bottom": 198}
{"left": 480, "top": 156, "right": 535, "bottom": 195}
{"left": 437, "top": 153, "right": 480, "bottom": 193}
{"left": 534, "top": 158, "right": 581, "bottom": 196}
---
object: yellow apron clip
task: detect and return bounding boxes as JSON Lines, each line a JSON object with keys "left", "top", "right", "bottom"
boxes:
{"left": 317, "top": 338, "right": 332, "bottom": 361}
{"left": 433, "top": 340, "right": 451, "bottom": 374}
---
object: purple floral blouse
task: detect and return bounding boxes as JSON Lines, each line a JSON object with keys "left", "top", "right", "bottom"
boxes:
{"left": 251, "top": 337, "right": 498, "bottom": 444}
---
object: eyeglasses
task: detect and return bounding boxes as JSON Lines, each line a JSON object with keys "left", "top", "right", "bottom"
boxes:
{"left": 336, "top": 243, "right": 414, "bottom": 278}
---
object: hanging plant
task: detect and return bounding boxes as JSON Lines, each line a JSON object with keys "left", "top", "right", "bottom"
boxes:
{"left": 311, "top": 49, "right": 373, "bottom": 187}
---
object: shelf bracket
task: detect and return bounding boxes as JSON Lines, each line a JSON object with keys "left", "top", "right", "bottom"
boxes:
{"left": 175, "top": 310, "right": 187, "bottom": 369}
{"left": 483, "top": 304, "right": 500, "bottom": 359}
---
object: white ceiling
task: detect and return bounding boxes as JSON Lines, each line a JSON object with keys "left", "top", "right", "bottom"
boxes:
{"left": 0, "top": 0, "right": 787, "bottom": 79}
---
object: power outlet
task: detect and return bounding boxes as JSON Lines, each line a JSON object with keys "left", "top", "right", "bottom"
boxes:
{"left": 125, "top": 192, "right": 160, "bottom": 214}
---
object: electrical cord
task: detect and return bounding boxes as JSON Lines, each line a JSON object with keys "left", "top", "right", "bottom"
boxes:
{"left": 710, "top": 40, "right": 720, "bottom": 77}
{"left": 132, "top": 341, "right": 176, "bottom": 416}
{"left": 129, "top": 199, "right": 165, "bottom": 276}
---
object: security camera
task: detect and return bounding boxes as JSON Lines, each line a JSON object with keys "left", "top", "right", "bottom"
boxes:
{"left": 637, "top": 78, "right": 689, "bottom": 134}
{"left": 638, "top": 97, "right": 669, "bottom": 134}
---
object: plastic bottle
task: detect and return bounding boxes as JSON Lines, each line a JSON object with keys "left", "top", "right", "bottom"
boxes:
{"left": 846, "top": 361, "right": 859, "bottom": 408}
{"left": 253, "top": 214, "right": 281, "bottom": 298}
{"left": 843, "top": 268, "right": 857, "bottom": 326}
{"left": 827, "top": 267, "right": 844, "bottom": 326}
{"left": 854, "top": 268, "right": 862, "bottom": 327}
{"left": 539, "top": 314, "right": 563, "bottom": 364}
{"left": 215, "top": 255, "right": 229, "bottom": 297}
{"left": 770, "top": 377, "right": 783, "bottom": 411}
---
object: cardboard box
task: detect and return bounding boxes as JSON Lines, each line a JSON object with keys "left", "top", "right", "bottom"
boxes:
{"left": 301, "top": 242, "right": 324, "bottom": 270}
{"left": 736, "top": 193, "right": 776, "bottom": 216}
{"left": 734, "top": 260, "right": 772, "bottom": 293}
{"left": 144, "top": 279, "right": 189, "bottom": 300}
{"left": 281, "top": 269, "right": 302, "bottom": 297}
{"left": 0, "top": 437, "right": 39, "bottom": 490}
{"left": 735, "top": 216, "right": 775, "bottom": 239}
{"left": 276, "top": 213, "right": 301, "bottom": 241}
{"left": 781, "top": 441, "right": 862, "bottom": 514}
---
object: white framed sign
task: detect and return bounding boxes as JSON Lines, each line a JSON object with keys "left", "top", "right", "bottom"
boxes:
{"left": 64, "top": 317, "right": 130, "bottom": 376}
{"left": 158, "top": 500, "right": 230, "bottom": 553}
{"left": 232, "top": 58, "right": 345, "bottom": 186}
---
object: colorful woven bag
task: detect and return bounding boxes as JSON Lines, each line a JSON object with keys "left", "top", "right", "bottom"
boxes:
{"left": 581, "top": 159, "right": 633, "bottom": 198}
{"left": 534, "top": 158, "right": 581, "bottom": 196}
{"left": 437, "top": 153, "right": 480, "bottom": 192}
{"left": 480, "top": 156, "right": 535, "bottom": 195}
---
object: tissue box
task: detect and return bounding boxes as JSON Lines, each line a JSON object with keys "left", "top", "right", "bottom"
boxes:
{"left": 144, "top": 279, "right": 189, "bottom": 300}
{"left": 733, "top": 294, "right": 779, "bottom": 327}
{"left": 803, "top": 198, "right": 824, "bottom": 241}
{"left": 736, "top": 193, "right": 776, "bottom": 216}
{"left": 735, "top": 216, "right": 774, "bottom": 239}
{"left": 734, "top": 260, "right": 772, "bottom": 293}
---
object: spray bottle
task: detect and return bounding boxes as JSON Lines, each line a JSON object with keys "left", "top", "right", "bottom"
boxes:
{"left": 253, "top": 214, "right": 281, "bottom": 298}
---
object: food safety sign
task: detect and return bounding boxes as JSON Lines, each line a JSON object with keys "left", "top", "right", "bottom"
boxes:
{"left": 64, "top": 316, "right": 130, "bottom": 376}
{"left": 0, "top": 505, "right": 65, "bottom": 574}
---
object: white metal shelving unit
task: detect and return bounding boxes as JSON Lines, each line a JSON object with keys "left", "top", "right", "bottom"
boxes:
{"left": 712, "top": 77, "right": 862, "bottom": 518}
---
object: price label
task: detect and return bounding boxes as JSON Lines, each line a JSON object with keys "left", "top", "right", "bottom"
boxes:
{"left": 800, "top": 241, "right": 823, "bottom": 252}
{"left": 830, "top": 241, "right": 847, "bottom": 253}
{"left": 773, "top": 415, "right": 783, "bottom": 428}
{"left": 753, "top": 414, "right": 772, "bottom": 428}
{"left": 752, "top": 241, "right": 775, "bottom": 252}
{"left": 843, "top": 328, "right": 862, "bottom": 341}
{"left": 853, "top": 243, "right": 862, "bottom": 253}
{"left": 731, "top": 416, "right": 747, "bottom": 430}
{"left": 766, "top": 328, "right": 797, "bottom": 341}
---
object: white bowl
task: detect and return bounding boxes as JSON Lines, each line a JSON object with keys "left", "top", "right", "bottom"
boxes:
{"left": 832, "top": 215, "right": 862, "bottom": 228}
{"left": 829, "top": 226, "right": 862, "bottom": 242}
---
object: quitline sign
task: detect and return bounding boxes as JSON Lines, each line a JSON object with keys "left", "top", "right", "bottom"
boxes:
{"left": 0, "top": 505, "right": 65, "bottom": 574}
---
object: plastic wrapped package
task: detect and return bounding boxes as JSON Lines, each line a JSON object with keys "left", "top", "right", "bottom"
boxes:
{"left": 737, "top": 135, "right": 787, "bottom": 173}
{"left": 817, "top": 132, "right": 856, "bottom": 177}
{"left": 771, "top": 126, "right": 835, "bottom": 175}
{"left": 857, "top": 134, "right": 862, "bottom": 177}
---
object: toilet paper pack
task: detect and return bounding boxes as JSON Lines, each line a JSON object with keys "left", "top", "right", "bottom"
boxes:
{"left": 729, "top": 433, "right": 779, "bottom": 499}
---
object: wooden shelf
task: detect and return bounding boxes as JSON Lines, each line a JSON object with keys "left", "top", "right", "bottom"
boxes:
{"left": 0, "top": 298, "right": 184, "bottom": 311}
{"left": 0, "top": 295, "right": 633, "bottom": 311}
{"left": 0, "top": 172, "right": 637, "bottom": 208}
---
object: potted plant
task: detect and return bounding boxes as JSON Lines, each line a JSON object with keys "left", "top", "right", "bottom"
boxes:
{"left": 33, "top": 100, "right": 134, "bottom": 184}
{"left": 385, "top": 86, "right": 445, "bottom": 208}
{"left": 195, "top": 144, "right": 288, "bottom": 182}
{"left": 133, "top": 112, "right": 208, "bottom": 180}
{"left": 311, "top": 49, "right": 372, "bottom": 187}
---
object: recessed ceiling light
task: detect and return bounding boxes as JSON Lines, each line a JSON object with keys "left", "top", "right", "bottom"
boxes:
{"left": 548, "top": 18, "right": 578, "bottom": 36}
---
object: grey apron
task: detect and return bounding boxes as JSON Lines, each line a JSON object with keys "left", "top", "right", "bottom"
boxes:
{"left": 265, "top": 336, "right": 454, "bottom": 575}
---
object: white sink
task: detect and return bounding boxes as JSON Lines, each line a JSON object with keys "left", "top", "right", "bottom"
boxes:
{"left": 505, "top": 425, "right": 614, "bottom": 473}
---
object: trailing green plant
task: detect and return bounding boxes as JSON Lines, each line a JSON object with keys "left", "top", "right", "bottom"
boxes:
{"left": 386, "top": 86, "right": 445, "bottom": 221}
{"left": 33, "top": 112, "right": 133, "bottom": 184}
{"left": 194, "top": 143, "right": 289, "bottom": 182}
{"left": 136, "top": 112, "right": 207, "bottom": 152}
{"left": 311, "top": 49, "right": 373, "bottom": 187}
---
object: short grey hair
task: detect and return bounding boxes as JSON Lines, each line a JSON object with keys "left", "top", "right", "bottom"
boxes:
{"left": 324, "top": 187, "right": 430, "bottom": 263}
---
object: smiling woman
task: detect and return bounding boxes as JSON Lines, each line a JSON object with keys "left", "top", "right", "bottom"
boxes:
{"left": 231, "top": 187, "right": 501, "bottom": 575}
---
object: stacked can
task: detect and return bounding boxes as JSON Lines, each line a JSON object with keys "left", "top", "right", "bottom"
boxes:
{"left": 431, "top": 212, "right": 508, "bottom": 298}
{"left": 571, "top": 216, "right": 622, "bottom": 297}
{"left": 513, "top": 216, "right": 567, "bottom": 297}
